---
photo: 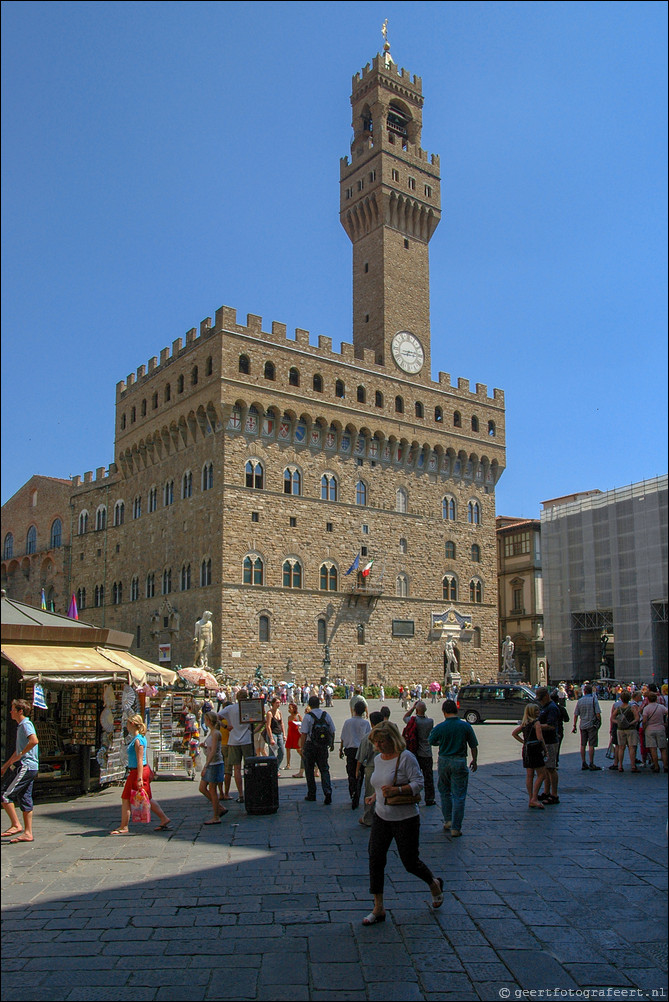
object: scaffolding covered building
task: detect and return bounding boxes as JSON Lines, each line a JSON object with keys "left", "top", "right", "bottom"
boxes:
{"left": 541, "top": 476, "right": 668, "bottom": 683}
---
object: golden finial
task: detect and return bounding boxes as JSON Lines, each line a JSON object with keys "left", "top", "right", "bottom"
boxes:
{"left": 382, "top": 18, "right": 394, "bottom": 65}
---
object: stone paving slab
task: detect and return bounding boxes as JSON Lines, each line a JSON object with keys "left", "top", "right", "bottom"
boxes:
{"left": 2, "top": 710, "right": 667, "bottom": 1001}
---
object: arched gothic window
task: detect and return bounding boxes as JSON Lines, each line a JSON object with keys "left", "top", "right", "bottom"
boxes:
{"left": 50, "top": 519, "right": 62, "bottom": 549}
{"left": 162, "top": 568, "right": 172, "bottom": 595}
{"left": 163, "top": 481, "right": 174, "bottom": 506}
{"left": 133, "top": 496, "right": 142, "bottom": 519}
{"left": 453, "top": 411, "right": 462, "bottom": 428}
{"left": 445, "top": 540, "right": 456, "bottom": 560}
{"left": 131, "top": 577, "right": 139, "bottom": 602}
{"left": 76, "top": 586, "right": 86, "bottom": 610}
{"left": 181, "top": 564, "right": 191, "bottom": 591}
{"left": 112, "top": 581, "right": 123, "bottom": 605}
{"left": 182, "top": 471, "right": 193, "bottom": 499}
{"left": 335, "top": 380, "right": 345, "bottom": 398}
{"left": 282, "top": 558, "right": 302, "bottom": 588}
{"left": 442, "top": 496, "right": 456, "bottom": 521}
{"left": 357, "top": 385, "right": 366, "bottom": 403}
{"left": 26, "top": 526, "right": 37, "bottom": 555}
{"left": 471, "top": 544, "right": 481, "bottom": 562}
{"left": 243, "top": 555, "right": 263, "bottom": 586}
{"left": 289, "top": 367, "right": 300, "bottom": 386}
{"left": 113, "top": 501, "right": 125, "bottom": 526}
{"left": 319, "top": 563, "right": 338, "bottom": 591}
{"left": 356, "top": 481, "right": 367, "bottom": 506}
{"left": 395, "top": 395, "right": 404, "bottom": 414}
{"left": 78, "top": 511, "right": 88, "bottom": 535}
{"left": 396, "top": 573, "right": 409, "bottom": 597}
{"left": 313, "top": 373, "right": 323, "bottom": 392}
{"left": 396, "top": 488, "right": 408, "bottom": 513}
{"left": 245, "top": 460, "right": 264, "bottom": 489}
{"left": 202, "top": 462, "right": 214, "bottom": 491}
{"left": 468, "top": 501, "right": 481, "bottom": 525}
{"left": 321, "top": 474, "right": 337, "bottom": 501}
{"left": 239, "top": 354, "right": 250, "bottom": 374}
{"left": 3, "top": 533, "right": 13, "bottom": 559}
{"left": 146, "top": 573, "right": 155, "bottom": 598}
{"left": 443, "top": 575, "right": 458, "bottom": 601}
{"left": 471, "top": 415, "right": 479, "bottom": 432}
{"left": 259, "top": 615, "right": 270, "bottom": 642}
{"left": 284, "top": 467, "right": 301, "bottom": 495}
{"left": 201, "top": 559, "right": 212, "bottom": 586}
{"left": 95, "top": 506, "right": 107, "bottom": 531}
{"left": 469, "top": 579, "right": 483, "bottom": 603}
{"left": 264, "top": 361, "right": 275, "bottom": 380}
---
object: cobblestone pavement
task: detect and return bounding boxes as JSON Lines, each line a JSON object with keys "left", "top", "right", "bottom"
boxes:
{"left": 2, "top": 701, "right": 667, "bottom": 1001}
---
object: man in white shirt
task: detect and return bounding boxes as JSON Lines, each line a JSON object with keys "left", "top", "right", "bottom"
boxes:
{"left": 218, "top": 689, "right": 254, "bottom": 802}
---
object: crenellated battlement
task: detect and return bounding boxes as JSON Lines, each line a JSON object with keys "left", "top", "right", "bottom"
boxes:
{"left": 114, "top": 304, "right": 504, "bottom": 407}
{"left": 340, "top": 144, "right": 440, "bottom": 173}
{"left": 70, "top": 463, "right": 118, "bottom": 490}
{"left": 353, "top": 56, "right": 422, "bottom": 94}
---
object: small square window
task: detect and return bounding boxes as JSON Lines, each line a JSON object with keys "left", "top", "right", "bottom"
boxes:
{"left": 97, "top": 549, "right": 102, "bottom": 557}
{"left": 392, "top": 169, "right": 399, "bottom": 182}
{"left": 364, "top": 262, "right": 369, "bottom": 273}
{"left": 251, "top": 512, "right": 259, "bottom": 523}
{"left": 356, "top": 458, "right": 363, "bottom": 467}
{"left": 362, "top": 524, "right": 369, "bottom": 535}
{"left": 80, "top": 553, "right": 84, "bottom": 561}
{"left": 326, "top": 522, "right": 333, "bottom": 532}
{"left": 289, "top": 517, "right": 297, "bottom": 528}
{"left": 365, "top": 314, "right": 369, "bottom": 323}
{"left": 404, "top": 238, "right": 409, "bottom": 249}
{"left": 361, "top": 546, "right": 368, "bottom": 557}
{"left": 116, "top": 544, "right": 120, "bottom": 553}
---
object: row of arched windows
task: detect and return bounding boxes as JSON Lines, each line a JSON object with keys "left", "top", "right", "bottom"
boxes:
{"left": 239, "top": 554, "right": 486, "bottom": 600}
{"left": 120, "top": 359, "right": 214, "bottom": 430}
{"left": 243, "top": 461, "right": 484, "bottom": 522}
{"left": 76, "top": 465, "right": 215, "bottom": 534}
{"left": 3, "top": 520, "right": 63, "bottom": 559}
{"left": 238, "top": 354, "right": 497, "bottom": 435}
{"left": 76, "top": 560, "right": 213, "bottom": 608}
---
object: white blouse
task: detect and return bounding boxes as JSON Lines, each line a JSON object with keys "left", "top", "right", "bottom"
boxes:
{"left": 371, "top": 750, "right": 424, "bottom": 822}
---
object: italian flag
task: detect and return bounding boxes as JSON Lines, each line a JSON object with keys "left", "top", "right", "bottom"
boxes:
{"left": 362, "top": 559, "right": 374, "bottom": 578}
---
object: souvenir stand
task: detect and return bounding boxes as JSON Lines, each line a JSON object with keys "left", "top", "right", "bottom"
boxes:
{"left": 148, "top": 690, "right": 191, "bottom": 777}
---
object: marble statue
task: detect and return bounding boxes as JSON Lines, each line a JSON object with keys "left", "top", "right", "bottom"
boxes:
{"left": 193, "top": 610, "right": 213, "bottom": 668}
{"left": 501, "top": 635, "right": 515, "bottom": 672}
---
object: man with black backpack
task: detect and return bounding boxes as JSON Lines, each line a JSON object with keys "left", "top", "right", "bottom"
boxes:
{"left": 299, "top": 695, "right": 336, "bottom": 804}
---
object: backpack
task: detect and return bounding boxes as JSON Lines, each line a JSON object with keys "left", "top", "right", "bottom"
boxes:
{"left": 617, "top": 705, "right": 635, "bottom": 730}
{"left": 309, "top": 710, "right": 332, "bottom": 747}
{"left": 402, "top": 716, "right": 419, "bottom": 755}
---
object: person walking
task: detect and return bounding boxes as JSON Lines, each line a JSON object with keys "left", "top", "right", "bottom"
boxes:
{"left": 1, "top": 699, "right": 40, "bottom": 843}
{"left": 512, "top": 704, "right": 547, "bottom": 808}
{"left": 339, "top": 701, "right": 371, "bottom": 809}
{"left": 428, "top": 699, "right": 478, "bottom": 838}
{"left": 612, "top": 692, "right": 640, "bottom": 772}
{"left": 356, "top": 710, "right": 383, "bottom": 826}
{"left": 402, "top": 700, "right": 436, "bottom": 805}
{"left": 110, "top": 715, "right": 171, "bottom": 834}
{"left": 641, "top": 692, "right": 668, "bottom": 773}
{"left": 572, "top": 684, "right": 602, "bottom": 770}
{"left": 265, "top": 696, "right": 286, "bottom": 770}
{"left": 198, "top": 711, "right": 227, "bottom": 824}
{"left": 300, "top": 695, "right": 335, "bottom": 804}
{"left": 284, "top": 702, "right": 303, "bottom": 775}
{"left": 218, "top": 689, "right": 255, "bottom": 803}
{"left": 362, "top": 720, "right": 444, "bottom": 925}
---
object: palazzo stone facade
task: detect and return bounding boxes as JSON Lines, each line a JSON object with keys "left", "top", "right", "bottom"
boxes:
{"left": 2, "top": 46, "right": 506, "bottom": 686}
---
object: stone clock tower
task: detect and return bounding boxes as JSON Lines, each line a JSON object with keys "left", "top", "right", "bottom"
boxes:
{"left": 340, "top": 35, "right": 441, "bottom": 383}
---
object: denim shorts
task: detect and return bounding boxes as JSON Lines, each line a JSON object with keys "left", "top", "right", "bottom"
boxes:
{"left": 202, "top": 763, "right": 225, "bottom": 784}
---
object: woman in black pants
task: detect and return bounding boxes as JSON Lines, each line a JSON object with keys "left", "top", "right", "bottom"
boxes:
{"left": 362, "top": 721, "right": 444, "bottom": 925}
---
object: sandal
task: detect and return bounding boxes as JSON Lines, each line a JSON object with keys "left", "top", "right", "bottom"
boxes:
{"left": 154, "top": 822, "right": 172, "bottom": 831}
{"left": 110, "top": 829, "right": 131, "bottom": 836}
{"left": 362, "top": 911, "right": 386, "bottom": 925}
{"left": 204, "top": 819, "right": 221, "bottom": 825}
{"left": 431, "top": 877, "right": 444, "bottom": 909}
{"left": 9, "top": 835, "right": 34, "bottom": 843}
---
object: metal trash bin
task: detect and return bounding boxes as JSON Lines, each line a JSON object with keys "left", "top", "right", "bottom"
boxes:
{"left": 244, "top": 755, "right": 279, "bottom": 815}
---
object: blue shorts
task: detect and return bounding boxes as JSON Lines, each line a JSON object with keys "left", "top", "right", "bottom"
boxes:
{"left": 2, "top": 763, "right": 38, "bottom": 813}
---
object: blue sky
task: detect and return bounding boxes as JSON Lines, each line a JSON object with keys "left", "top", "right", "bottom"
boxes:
{"left": 2, "top": 0, "right": 667, "bottom": 515}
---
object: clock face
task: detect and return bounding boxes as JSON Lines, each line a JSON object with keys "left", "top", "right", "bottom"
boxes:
{"left": 391, "top": 331, "right": 424, "bottom": 374}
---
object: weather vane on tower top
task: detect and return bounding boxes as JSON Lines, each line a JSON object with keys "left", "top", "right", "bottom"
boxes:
{"left": 381, "top": 18, "right": 394, "bottom": 66}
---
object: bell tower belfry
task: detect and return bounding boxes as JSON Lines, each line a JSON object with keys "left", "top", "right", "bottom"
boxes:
{"left": 340, "top": 29, "right": 441, "bottom": 382}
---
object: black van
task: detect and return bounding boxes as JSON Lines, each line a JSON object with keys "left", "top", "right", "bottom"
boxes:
{"left": 457, "top": 684, "right": 537, "bottom": 723}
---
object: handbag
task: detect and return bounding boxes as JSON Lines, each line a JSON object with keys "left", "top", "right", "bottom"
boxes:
{"left": 130, "top": 788, "right": 151, "bottom": 824}
{"left": 384, "top": 752, "right": 422, "bottom": 806}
